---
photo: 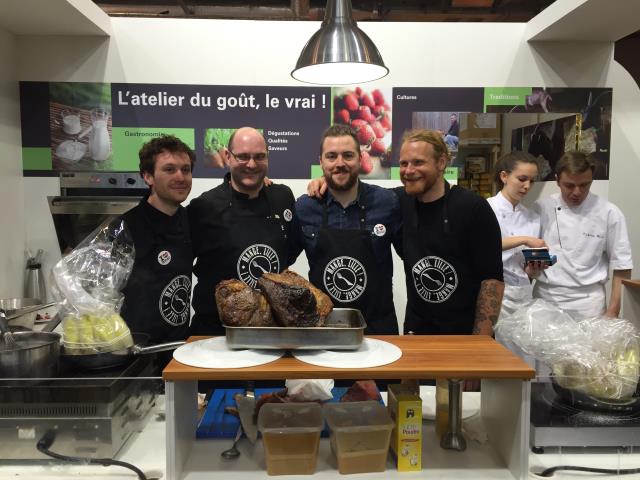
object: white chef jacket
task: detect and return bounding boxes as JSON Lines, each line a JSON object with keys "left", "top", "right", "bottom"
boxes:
{"left": 487, "top": 191, "right": 541, "bottom": 288}
{"left": 532, "top": 192, "right": 633, "bottom": 318}
{"left": 488, "top": 192, "right": 541, "bottom": 370}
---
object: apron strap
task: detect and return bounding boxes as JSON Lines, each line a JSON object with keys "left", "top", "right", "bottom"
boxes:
{"left": 177, "top": 207, "right": 191, "bottom": 246}
{"left": 443, "top": 181, "right": 452, "bottom": 234}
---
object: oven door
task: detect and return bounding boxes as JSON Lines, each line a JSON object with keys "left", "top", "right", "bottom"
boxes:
{"left": 48, "top": 196, "right": 142, "bottom": 254}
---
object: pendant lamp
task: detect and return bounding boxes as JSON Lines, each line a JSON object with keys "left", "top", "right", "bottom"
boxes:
{"left": 291, "top": 0, "right": 389, "bottom": 85}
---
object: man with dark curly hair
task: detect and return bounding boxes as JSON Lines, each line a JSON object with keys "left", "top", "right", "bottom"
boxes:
{"left": 118, "top": 134, "right": 195, "bottom": 343}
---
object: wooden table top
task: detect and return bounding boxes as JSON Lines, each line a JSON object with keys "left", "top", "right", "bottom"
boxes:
{"left": 163, "top": 335, "right": 535, "bottom": 381}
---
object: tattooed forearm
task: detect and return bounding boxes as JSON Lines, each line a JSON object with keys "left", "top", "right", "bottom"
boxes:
{"left": 472, "top": 279, "right": 504, "bottom": 335}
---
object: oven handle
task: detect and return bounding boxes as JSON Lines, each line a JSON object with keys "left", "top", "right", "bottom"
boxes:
{"left": 48, "top": 196, "right": 141, "bottom": 215}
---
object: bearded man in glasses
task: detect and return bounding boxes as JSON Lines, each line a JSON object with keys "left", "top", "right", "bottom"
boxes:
{"left": 187, "top": 126, "right": 302, "bottom": 335}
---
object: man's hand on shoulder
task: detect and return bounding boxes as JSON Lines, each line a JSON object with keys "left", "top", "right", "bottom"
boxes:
{"left": 307, "top": 177, "right": 327, "bottom": 198}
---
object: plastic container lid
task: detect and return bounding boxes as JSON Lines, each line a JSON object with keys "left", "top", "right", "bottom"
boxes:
{"left": 257, "top": 402, "right": 323, "bottom": 433}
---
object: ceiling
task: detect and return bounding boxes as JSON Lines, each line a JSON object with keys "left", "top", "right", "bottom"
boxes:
{"left": 93, "top": 0, "right": 557, "bottom": 22}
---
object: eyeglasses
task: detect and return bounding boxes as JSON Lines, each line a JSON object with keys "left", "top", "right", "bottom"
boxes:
{"left": 229, "top": 150, "right": 268, "bottom": 163}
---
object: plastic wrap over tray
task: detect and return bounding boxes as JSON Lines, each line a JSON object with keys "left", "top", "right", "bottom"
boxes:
{"left": 224, "top": 308, "right": 366, "bottom": 350}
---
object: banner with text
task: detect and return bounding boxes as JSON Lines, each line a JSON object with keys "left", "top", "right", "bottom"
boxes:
{"left": 20, "top": 83, "right": 611, "bottom": 181}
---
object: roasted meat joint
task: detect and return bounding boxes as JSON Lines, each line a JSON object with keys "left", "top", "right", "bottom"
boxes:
{"left": 215, "top": 270, "right": 333, "bottom": 328}
{"left": 215, "top": 279, "right": 274, "bottom": 327}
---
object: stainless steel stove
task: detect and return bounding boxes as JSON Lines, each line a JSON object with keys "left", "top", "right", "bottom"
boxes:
{"left": 0, "top": 356, "right": 158, "bottom": 460}
{"left": 530, "top": 382, "right": 640, "bottom": 451}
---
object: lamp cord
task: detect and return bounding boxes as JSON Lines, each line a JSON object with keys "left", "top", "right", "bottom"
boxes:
{"left": 37, "top": 430, "right": 148, "bottom": 480}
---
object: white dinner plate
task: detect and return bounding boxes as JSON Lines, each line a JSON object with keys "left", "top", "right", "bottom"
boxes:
{"left": 292, "top": 338, "right": 402, "bottom": 368}
{"left": 172, "top": 337, "right": 285, "bottom": 369}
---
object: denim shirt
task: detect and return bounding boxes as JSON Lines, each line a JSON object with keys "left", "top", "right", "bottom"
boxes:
{"left": 295, "top": 181, "right": 403, "bottom": 281}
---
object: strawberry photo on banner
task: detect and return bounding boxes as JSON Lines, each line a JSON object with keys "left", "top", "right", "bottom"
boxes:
{"left": 332, "top": 87, "right": 392, "bottom": 180}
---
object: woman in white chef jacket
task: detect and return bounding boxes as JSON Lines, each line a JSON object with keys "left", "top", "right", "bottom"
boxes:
{"left": 487, "top": 151, "right": 547, "bottom": 317}
{"left": 488, "top": 151, "right": 548, "bottom": 370}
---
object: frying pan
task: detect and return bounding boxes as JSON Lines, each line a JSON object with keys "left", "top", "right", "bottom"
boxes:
{"left": 551, "top": 375, "right": 640, "bottom": 414}
{"left": 60, "top": 332, "right": 184, "bottom": 371}
{"left": 43, "top": 313, "right": 184, "bottom": 371}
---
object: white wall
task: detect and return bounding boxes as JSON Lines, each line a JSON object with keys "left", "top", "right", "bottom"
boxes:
{"left": 606, "top": 61, "right": 640, "bottom": 270}
{"left": 0, "top": 27, "right": 25, "bottom": 298}
{"left": 14, "top": 19, "right": 640, "bottom": 326}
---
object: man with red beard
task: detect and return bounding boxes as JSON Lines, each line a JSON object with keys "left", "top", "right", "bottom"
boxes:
{"left": 118, "top": 135, "right": 195, "bottom": 343}
{"left": 296, "top": 124, "right": 402, "bottom": 334}
{"left": 396, "top": 129, "right": 504, "bottom": 337}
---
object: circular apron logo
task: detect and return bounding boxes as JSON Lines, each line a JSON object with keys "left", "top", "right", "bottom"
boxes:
{"left": 237, "top": 243, "right": 280, "bottom": 288}
{"left": 323, "top": 256, "right": 367, "bottom": 302}
{"left": 157, "top": 250, "right": 172, "bottom": 265}
{"left": 411, "top": 256, "right": 458, "bottom": 303}
{"left": 283, "top": 209, "right": 293, "bottom": 222}
{"left": 159, "top": 275, "right": 191, "bottom": 326}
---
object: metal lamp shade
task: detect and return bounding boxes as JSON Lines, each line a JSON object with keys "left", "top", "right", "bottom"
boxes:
{"left": 291, "top": 0, "right": 388, "bottom": 85}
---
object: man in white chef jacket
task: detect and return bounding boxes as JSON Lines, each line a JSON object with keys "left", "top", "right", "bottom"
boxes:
{"left": 533, "top": 151, "right": 633, "bottom": 319}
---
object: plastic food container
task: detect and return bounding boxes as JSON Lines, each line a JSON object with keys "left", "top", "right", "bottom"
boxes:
{"left": 257, "top": 402, "right": 323, "bottom": 475}
{"left": 324, "top": 401, "right": 394, "bottom": 474}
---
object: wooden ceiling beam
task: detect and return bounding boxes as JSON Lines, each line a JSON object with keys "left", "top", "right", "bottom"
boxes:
{"left": 451, "top": 0, "right": 494, "bottom": 7}
{"left": 291, "top": 0, "right": 310, "bottom": 19}
{"left": 98, "top": 3, "right": 539, "bottom": 22}
{"left": 176, "top": 0, "right": 194, "bottom": 16}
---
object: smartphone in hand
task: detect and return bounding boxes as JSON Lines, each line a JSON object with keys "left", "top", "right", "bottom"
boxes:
{"left": 522, "top": 247, "right": 557, "bottom": 266}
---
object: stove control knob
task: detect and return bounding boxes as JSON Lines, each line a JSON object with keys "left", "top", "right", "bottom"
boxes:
{"left": 108, "top": 177, "right": 117, "bottom": 185}
{"left": 126, "top": 177, "right": 137, "bottom": 185}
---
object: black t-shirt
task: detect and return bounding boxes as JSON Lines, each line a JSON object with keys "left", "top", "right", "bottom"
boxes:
{"left": 395, "top": 185, "right": 503, "bottom": 334}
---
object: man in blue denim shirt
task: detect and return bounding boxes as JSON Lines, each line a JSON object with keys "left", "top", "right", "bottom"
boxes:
{"left": 296, "top": 125, "right": 403, "bottom": 334}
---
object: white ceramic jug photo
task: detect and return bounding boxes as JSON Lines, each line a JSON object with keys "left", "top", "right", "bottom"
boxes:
{"left": 90, "top": 107, "right": 111, "bottom": 161}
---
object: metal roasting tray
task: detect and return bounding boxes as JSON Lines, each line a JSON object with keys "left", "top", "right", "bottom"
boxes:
{"left": 223, "top": 308, "right": 366, "bottom": 350}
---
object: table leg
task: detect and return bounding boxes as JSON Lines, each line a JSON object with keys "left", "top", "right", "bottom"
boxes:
{"left": 482, "top": 379, "right": 531, "bottom": 480}
{"left": 165, "top": 380, "right": 198, "bottom": 480}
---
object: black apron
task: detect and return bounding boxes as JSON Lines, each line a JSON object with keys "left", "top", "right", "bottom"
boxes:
{"left": 401, "top": 183, "right": 477, "bottom": 334}
{"left": 308, "top": 199, "right": 397, "bottom": 334}
{"left": 191, "top": 183, "right": 291, "bottom": 335}
{"left": 120, "top": 200, "right": 192, "bottom": 343}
